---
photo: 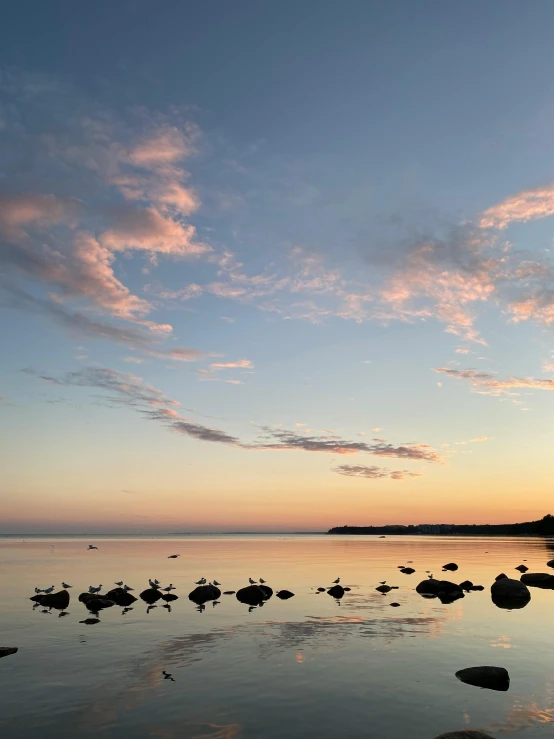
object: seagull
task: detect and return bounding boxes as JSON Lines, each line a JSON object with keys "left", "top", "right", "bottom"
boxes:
{"left": 115, "top": 581, "right": 124, "bottom": 587}
{"left": 34, "top": 587, "right": 43, "bottom": 593}
{"left": 149, "top": 579, "right": 160, "bottom": 589}
{"left": 161, "top": 584, "right": 174, "bottom": 593}
{"left": 87, "top": 545, "right": 98, "bottom": 550}
{"left": 195, "top": 577, "right": 206, "bottom": 585}
{"left": 167, "top": 554, "right": 180, "bottom": 559}
{"left": 123, "top": 584, "right": 134, "bottom": 592}
{"left": 43, "top": 585, "right": 55, "bottom": 594}
{"left": 332, "top": 577, "right": 340, "bottom": 584}
{"left": 154, "top": 578, "right": 161, "bottom": 585}
{"left": 88, "top": 585, "right": 102, "bottom": 594}
{"left": 213, "top": 580, "right": 221, "bottom": 586}
{"left": 259, "top": 578, "right": 266, "bottom": 584}
{"left": 379, "top": 581, "right": 387, "bottom": 585}
{"left": 248, "top": 577, "right": 257, "bottom": 585}
{"left": 162, "top": 670, "right": 175, "bottom": 681}
{"left": 62, "top": 582, "right": 72, "bottom": 589}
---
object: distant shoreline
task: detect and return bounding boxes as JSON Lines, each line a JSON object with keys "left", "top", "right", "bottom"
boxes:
{"left": 328, "top": 514, "right": 554, "bottom": 536}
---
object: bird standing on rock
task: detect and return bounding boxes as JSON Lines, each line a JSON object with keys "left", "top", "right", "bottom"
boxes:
{"left": 123, "top": 584, "right": 134, "bottom": 591}
{"left": 43, "top": 585, "right": 55, "bottom": 594}
{"left": 248, "top": 577, "right": 257, "bottom": 585}
{"left": 195, "top": 577, "right": 207, "bottom": 585}
{"left": 115, "top": 581, "right": 124, "bottom": 587}
{"left": 213, "top": 580, "right": 221, "bottom": 586}
{"left": 149, "top": 579, "right": 160, "bottom": 589}
{"left": 332, "top": 577, "right": 340, "bottom": 584}
{"left": 62, "top": 582, "right": 72, "bottom": 589}
{"left": 259, "top": 578, "right": 266, "bottom": 584}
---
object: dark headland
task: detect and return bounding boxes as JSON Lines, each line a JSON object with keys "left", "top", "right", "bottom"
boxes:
{"left": 328, "top": 514, "right": 554, "bottom": 536}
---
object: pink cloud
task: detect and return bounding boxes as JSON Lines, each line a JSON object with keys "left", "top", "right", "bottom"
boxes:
{"left": 434, "top": 367, "right": 554, "bottom": 395}
{"left": 209, "top": 359, "right": 253, "bottom": 371}
{"left": 100, "top": 206, "right": 210, "bottom": 257}
{"left": 480, "top": 183, "right": 554, "bottom": 229}
{"left": 126, "top": 126, "right": 198, "bottom": 167}
{"left": 0, "top": 193, "right": 79, "bottom": 241}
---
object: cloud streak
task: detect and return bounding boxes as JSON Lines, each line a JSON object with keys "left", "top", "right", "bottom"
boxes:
{"left": 434, "top": 367, "right": 554, "bottom": 395}
{"left": 334, "top": 465, "right": 422, "bottom": 480}
{"left": 479, "top": 183, "right": 554, "bottom": 229}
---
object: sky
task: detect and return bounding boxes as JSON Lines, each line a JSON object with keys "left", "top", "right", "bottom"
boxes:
{"left": 2, "top": 1, "right": 554, "bottom": 533}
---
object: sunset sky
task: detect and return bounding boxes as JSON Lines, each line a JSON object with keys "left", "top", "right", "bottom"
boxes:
{"left": 2, "top": 2, "right": 554, "bottom": 533}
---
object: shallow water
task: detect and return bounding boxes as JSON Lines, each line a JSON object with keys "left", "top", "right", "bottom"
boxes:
{"left": 1, "top": 535, "right": 554, "bottom": 739}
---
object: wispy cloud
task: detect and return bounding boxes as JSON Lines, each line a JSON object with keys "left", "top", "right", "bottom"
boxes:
{"left": 479, "top": 183, "right": 554, "bottom": 229}
{"left": 252, "top": 426, "right": 441, "bottom": 462}
{"left": 434, "top": 367, "right": 554, "bottom": 395}
{"left": 334, "top": 464, "right": 422, "bottom": 480}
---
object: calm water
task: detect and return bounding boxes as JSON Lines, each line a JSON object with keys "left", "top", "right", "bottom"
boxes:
{"left": 1, "top": 535, "right": 554, "bottom": 739}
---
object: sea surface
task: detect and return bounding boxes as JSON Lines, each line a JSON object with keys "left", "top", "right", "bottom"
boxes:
{"left": 1, "top": 534, "right": 554, "bottom": 739}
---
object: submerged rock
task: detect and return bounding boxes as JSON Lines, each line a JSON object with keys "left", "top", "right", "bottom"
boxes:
{"left": 455, "top": 665, "right": 510, "bottom": 692}
{"left": 438, "top": 590, "right": 464, "bottom": 604}
{"left": 0, "top": 647, "right": 18, "bottom": 659}
{"left": 188, "top": 584, "right": 222, "bottom": 605}
{"left": 434, "top": 732, "right": 495, "bottom": 739}
{"left": 442, "top": 563, "right": 459, "bottom": 572}
{"left": 491, "top": 577, "right": 531, "bottom": 609}
{"left": 104, "top": 588, "right": 137, "bottom": 606}
{"left": 236, "top": 584, "right": 272, "bottom": 606}
{"left": 459, "top": 580, "right": 473, "bottom": 591}
{"left": 223, "top": 590, "right": 236, "bottom": 595}
{"left": 547, "top": 559, "right": 554, "bottom": 569}
{"left": 520, "top": 572, "right": 554, "bottom": 589}
{"left": 276, "top": 590, "right": 295, "bottom": 599}
{"left": 515, "top": 564, "right": 528, "bottom": 573}
{"left": 389, "top": 602, "right": 401, "bottom": 607}
{"left": 316, "top": 587, "right": 326, "bottom": 592}
{"left": 343, "top": 587, "right": 351, "bottom": 591}
{"left": 400, "top": 567, "right": 416, "bottom": 574}
{"left": 327, "top": 584, "right": 345, "bottom": 599}
{"left": 495, "top": 573, "right": 508, "bottom": 580}
{"left": 376, "top": 585, "right": 393, "bottom": 593}
{"left": 39, "top": 590, "right": 70, "bottom": 610}
{"left": 140, "top": 588, "right": 163, "bottom": 604}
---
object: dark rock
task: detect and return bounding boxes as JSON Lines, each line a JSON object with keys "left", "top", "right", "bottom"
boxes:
{"left": 434, "top": 732, "right": 495, "bottom": 739}
{"left": 317, "top": 587, "right": 326, "bottom": 592}
{"left": 236, "top": 584, "right": 272, "bottom": 606}
{"left": 495, "top": 573, "right": 508, "bottom": 580}
{"left": 79, "top": 618, "right": 100, "bottom": 625}
{"left": 104, "top": 588, "right": 137, "bottom": 606}
{"left": 416, "top": 579, "right": 462, "bottom": 596}
{"left": 161, "top": 593, "right": 178, "bottom": 602}
{"left": 379, "top": 535, "right": 386, "bottom": 538}
{"left": 455, "top": 665, "right": 510, "bottom": 692}
{"left": 0, "top": 647, "right": 18, "bottom": 659}
{"left": 276, "top": 590, "right": 295, "bottom": 599}
{"left": 547, "top": 559, "right": 554, "bottom": 569}
{"left": 515, "top": 564, "right": 528, "bottom": 573}
{"left": 223, "top": 590, "right": 236, "bottom": 595}
{"left": 442, "top": 563, "right": 459, "bottom": 571}
{"left": 86, "top": 598, "right": 115, "bottom": 611}
{"left": 459, "top": 580, "right": 474, "bottom": 591}
{"left": 438, "top": 590, "right": 464, "bottom": 604}
{"left": 30, "top": 594, "right": 43, "bottom": 602}
{"left": 189, "top": 584, "right": 222, "bottom": 605}
{"left": 491, "top": 577, "right": 531, "bottom": 609}
{"left": 140, "top": 588, "right": 163, "bottom": 604}
{"left": 376, "top": 585, "right": 393, "bottom": 593}
{"left": 389, "top": 602, "right": 400, "bottom": 607}
{"left": 400, "top": 567, "right": 415, "bottom": 574}
{"left": 39, "top": 590, "right": 70, "bottom": 610}
{"left": 343, "top": 587, "right": 351, "bottom": 591}
{"left": 327, "top": 584, "right": 345, "bottom": 599}
{"left": 520, "top": 572, "right": 554, "bottom": 589}
{"left": 78, "top": 592, "right": 98, "bottom": 603}
{"left": 471, "top": 585, "right": 485, "bottom": 591}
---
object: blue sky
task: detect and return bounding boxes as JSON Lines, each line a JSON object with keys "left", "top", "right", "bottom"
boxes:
{"left": 2, "top": 2, "right": 554, "bottom": 532}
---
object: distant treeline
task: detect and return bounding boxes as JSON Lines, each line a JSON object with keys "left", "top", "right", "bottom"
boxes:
{"left": 328, "top": 515, "right": 554, "bottom": 536}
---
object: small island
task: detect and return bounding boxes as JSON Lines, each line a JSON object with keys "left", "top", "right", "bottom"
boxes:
{"left": 328, "top": 514, "right": 554, "bottom": 536}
